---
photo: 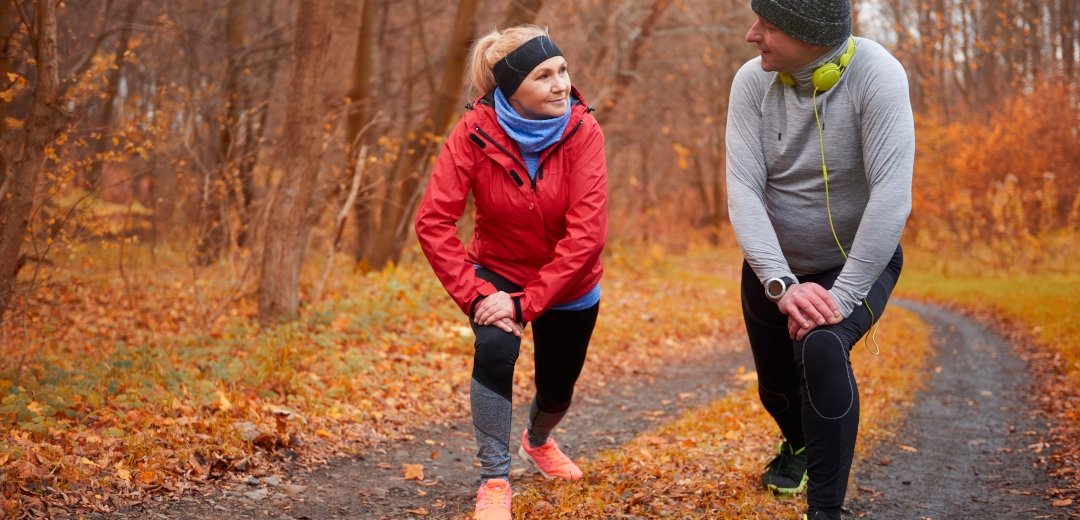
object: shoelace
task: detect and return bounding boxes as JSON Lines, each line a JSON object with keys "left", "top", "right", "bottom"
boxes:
{"left": 478, "top": 483, "right": 509, "bottom": 508}
{"left": 536, "top": 441, "right": 560, "bottom": 457}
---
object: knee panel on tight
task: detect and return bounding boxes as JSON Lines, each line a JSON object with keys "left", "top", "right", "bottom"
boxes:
{"left": 798, "top": 329, "right": 856, "bottom": 420}
{"left": 758, "top": 384, "right": 793, "bottom": 416}
{"left": 472, "top": 325, "right": 520, "bottom": 400}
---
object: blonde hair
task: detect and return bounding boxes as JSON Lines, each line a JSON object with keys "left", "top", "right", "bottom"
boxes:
{"left": 466, "top": 24, "right": 551, "bottom": 95}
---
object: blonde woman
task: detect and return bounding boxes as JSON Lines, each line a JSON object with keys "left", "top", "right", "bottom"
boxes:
{"left": 414, "top": 25, "right": 607, "bottom": 520}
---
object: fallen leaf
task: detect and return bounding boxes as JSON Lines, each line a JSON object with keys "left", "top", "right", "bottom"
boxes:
{"left": 404, "top": 507, "right": 428, "bottom": 515}
{"left": 26, "top": 401, "right": 45, "bottom": 415}
{"left": 898, "top": 445, "right": 918, "bottom": 453}
{"left": 403, "top": 463, "right": 424, "bottom": 481}
{"left": 638, "top": 448, "right": 654, "bottom": 461}
{"left": 1052, "top": 499, "right": 1073, "bottom": 507}
{"left": 216, "top": 389, "right": 232, "bottom": 411}
{"left": 78, "top": 457, "right": 101, "bottom": 468}
{"left": 136, "top": 469, "right": 161, "bottom": 486}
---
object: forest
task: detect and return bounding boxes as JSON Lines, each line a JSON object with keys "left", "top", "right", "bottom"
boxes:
{"left": 1, "top": 0, "right": 1078, "bottom": 518}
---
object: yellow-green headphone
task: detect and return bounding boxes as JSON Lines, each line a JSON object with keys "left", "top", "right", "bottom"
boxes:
{"left": 778, "top": 37, "right": 856, "bottom": 92}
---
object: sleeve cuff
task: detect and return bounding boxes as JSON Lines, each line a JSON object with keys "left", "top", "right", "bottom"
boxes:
{"left": 469, "top": 295, "right": 484, "bottom": 319}
{"left": 828, "top": 288, "right": 857, "bottom": 318}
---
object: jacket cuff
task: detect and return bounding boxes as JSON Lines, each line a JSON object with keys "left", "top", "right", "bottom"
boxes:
{"left": 469, "top": 295, "right": 485, "bottom": 319}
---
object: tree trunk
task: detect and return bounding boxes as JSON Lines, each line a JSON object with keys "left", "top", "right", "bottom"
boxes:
{"left": 354, "top": 0, "right": 479, "bottom": 269}
{"left": 342, "top": 0, "right": 378, "bottom": 259}
{"left": 236, "top": 0, "right": 282, "bottom": 249}
{"left": 196, "top": 0, "right": 247, "bottom": 265}
{"left": 0, "top": 0, "right": 63, "bottom": 322}
{"left": 257, "top": 0, "right": 332, "bottom": 326}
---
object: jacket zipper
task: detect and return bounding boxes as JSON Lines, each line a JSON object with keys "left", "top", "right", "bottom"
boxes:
{"left": 536, "top": 119, "right": 584, "bottom": 183}
{"left": 473, "top": 126, "right": 530, "bottom": 188}
{"left": 475, "top": 118, "right": 584, "bottom": 191}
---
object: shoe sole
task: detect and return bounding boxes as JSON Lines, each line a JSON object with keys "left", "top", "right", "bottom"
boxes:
{"left": 765, "top": 473, "right": 808, "bottom": 495}
{"left": 518, "top": 446, "right": 581, "bottom": 481}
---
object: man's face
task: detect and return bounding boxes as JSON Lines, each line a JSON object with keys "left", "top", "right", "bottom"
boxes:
{"left": 745, "top": 16, "right": 828, "bottom": 73}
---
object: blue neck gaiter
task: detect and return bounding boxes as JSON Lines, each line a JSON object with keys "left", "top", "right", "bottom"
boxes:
{"left": 493, "top": 87, "right": 571, "bottom": 179}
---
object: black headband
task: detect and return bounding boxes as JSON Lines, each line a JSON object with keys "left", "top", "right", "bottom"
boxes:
{"left": 492, "top": 35, "right": 563, "bottom": 98}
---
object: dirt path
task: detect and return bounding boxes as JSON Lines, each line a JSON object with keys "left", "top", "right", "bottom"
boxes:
{"left": 113, "top": 301, "right": 1070, "bottom": 519}
{"left": 849, "top": 300, "right": 1066, "bottom": 519}
{"left": 117, "top": 339, "right": 754, "bottom": 520}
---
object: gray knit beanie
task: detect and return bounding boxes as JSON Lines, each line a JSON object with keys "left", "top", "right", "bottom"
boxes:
{"left": 751, "top": 0, "right": 851, "bottom": 47}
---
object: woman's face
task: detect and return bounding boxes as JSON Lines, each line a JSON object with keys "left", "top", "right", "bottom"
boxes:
{"left": 745, "top": 16, "right": 825, "bottom": 73}
{"left": 508, "top": 56, "right": 570, "bottom": 120}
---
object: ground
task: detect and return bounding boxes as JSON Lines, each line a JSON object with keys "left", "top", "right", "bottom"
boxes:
{"left": 114, "top": 301, "right": 1070, "bottom": 519}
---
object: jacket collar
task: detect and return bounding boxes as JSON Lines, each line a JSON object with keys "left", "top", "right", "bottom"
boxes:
{"left": 463, "top": 86, "right": 591, "bottom": 179}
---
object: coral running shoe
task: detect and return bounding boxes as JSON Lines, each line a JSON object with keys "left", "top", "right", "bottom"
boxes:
{"left": 518, "top": 430, "right": 583, "bottom": 481}
{"left": 473, "top": 479, "right": 512, "bottom": 520}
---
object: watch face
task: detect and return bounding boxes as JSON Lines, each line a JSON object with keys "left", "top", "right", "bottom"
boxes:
{"left": 767, "top": 279, "right": 783, "bottom": 299}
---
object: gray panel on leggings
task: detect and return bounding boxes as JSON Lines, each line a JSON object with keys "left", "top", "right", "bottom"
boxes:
{"left": 472, "top": 377, "right": 512, "bottom": 479}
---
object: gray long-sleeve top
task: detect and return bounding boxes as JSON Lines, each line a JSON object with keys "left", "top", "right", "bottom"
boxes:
{"left": 726, "top": 37, "right": 914, "bottom": 317}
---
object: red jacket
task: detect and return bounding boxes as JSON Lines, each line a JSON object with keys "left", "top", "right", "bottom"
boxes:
{"left": 414, "top": 88, "right": 607, "bottom": 323}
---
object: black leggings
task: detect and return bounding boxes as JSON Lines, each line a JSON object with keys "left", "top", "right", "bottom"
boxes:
{"left": 741, "top": 246, "right": 903, "bottom": 512}
{"left": 469, "top": 267, "right": 597, "bottom": 480}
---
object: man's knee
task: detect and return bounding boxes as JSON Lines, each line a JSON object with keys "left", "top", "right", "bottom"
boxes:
{"left": 799, "top": 329, "right": 856, "bottom": 420}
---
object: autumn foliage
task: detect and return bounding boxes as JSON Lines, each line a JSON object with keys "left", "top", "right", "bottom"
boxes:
{"left": 907, "top": 82, "right": 1080, "bottom": 271}
{"left": 2, "top": 0, "right": 1079, "bottom": 517}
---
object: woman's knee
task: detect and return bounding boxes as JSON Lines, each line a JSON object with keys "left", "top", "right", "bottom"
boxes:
{"left": 473, "top": 327, "right": 520, "bottom": 385}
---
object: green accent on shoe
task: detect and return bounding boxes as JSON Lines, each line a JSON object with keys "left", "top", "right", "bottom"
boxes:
{"left": 762, "top": 440, "right": 808, "bottom": 495}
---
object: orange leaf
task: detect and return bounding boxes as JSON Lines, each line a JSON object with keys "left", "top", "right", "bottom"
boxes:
{"left": 403, "top": 463, "right": 424, "bottom": 481}
{"left": 137, "top": 469, "right": 160, "bottom": 485}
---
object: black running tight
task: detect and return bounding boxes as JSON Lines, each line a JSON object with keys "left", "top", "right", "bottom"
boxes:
{"left": 740, "top": 246, "right": 903, "bottom": 513}
{"left": 469, "top": 267, "right": 597, "bottom": 480}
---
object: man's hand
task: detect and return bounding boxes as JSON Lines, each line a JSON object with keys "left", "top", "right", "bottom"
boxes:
{"left": 777, "top": 282, "right": 842, "bottom": 340}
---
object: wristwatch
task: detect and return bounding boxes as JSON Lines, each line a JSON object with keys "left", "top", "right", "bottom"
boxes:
{"left": 764, "top": 276, "right": 797, "bottom": 302}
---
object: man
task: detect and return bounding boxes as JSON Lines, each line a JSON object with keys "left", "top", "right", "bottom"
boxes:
{"left": 725, "top": 1, "right": 914, "bottom": 519}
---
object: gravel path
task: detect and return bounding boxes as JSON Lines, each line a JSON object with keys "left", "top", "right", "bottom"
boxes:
{"left": 849, "top": 300, "right": 1066, "bottom": 519}
{"left": 117, "top": 340, "right": 753, "bottom": 519}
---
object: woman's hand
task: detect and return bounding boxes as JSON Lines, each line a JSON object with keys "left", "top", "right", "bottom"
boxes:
{"left": 493, "top": 317, "right": 524, "bottom": 337}
{"left": 474, "top": 291, "right": 519, "bottom": 332}
{"left": 777, "top": 282, "right": 843, "bottom": 340}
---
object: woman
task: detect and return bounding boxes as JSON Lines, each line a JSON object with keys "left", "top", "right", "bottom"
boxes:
{"left": 414, "top": 24, "right": 607, "bottom": 520}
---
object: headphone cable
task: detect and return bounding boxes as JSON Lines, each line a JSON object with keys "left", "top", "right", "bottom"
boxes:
{"left": 814, "top": 89, "right": 881, "bottom": 355}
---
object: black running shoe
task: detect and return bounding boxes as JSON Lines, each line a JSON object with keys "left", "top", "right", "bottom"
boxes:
{"left": 803, "top": 509, "right": 841, "bottom": 520}
{"left": 762, "top": 440, "right": 808, "bottom": 494}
